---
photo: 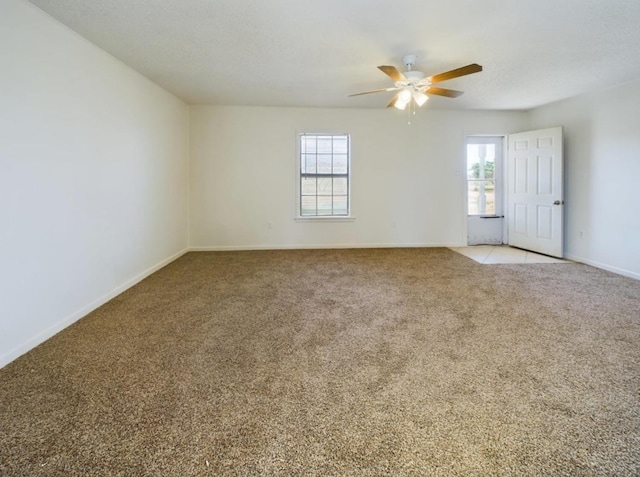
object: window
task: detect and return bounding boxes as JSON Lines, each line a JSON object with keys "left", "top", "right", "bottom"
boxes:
{"left": 466, "top": 137, "right": 503, "bottom": 216}
{"left": 298, "top": 133, "right": 350, "bottom": 217}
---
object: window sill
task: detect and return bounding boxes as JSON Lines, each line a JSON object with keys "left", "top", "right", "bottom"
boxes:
{"left": 295, "top": 216, "right": 356, "bottom": 223}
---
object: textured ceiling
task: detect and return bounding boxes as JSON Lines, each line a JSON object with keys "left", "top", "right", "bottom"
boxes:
{"left": 25, "top": 0, "right": 640, "bottom": 110}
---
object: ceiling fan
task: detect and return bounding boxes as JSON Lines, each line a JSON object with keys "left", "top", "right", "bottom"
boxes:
{"left": 349, "top": 55, "right": 483, "bottom": 111}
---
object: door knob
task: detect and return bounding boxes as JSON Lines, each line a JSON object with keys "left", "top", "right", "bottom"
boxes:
{"left": 553, "top": 200, "right": 564, "bottom": 205}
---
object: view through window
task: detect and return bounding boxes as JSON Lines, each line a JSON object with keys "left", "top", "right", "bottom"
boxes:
{"left": 467, "top": 141, "right": 498, "bottom": 215}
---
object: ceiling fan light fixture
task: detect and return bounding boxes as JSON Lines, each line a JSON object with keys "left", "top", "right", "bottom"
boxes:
{"left": 394, "top": 88, "right": 412, "bottom": 110}
{"left": 413, "top": 91, "right": 429, "bottom": 107}
{"left": 348, "top": 56, "right": 482, "bottom": 117}
{"left": 394, "top": 98, "right": 409, "bottom": 110}
{"left": 398, "top": 88, "right": 412, "bottom": 102}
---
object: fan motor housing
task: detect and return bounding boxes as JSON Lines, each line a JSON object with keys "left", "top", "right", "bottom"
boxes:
{"left": 404, "top": 71, "right": 425, "bottom": 80}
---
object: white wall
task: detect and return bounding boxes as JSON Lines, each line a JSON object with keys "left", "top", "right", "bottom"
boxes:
{"left": 0, "top": 0, "right": 190, "bottom": 367}
{"left": 529, "top": 79, "right": 640, "bottom": 279}
{"left": 190, "top": 106, "right": 527, "bottom": 250}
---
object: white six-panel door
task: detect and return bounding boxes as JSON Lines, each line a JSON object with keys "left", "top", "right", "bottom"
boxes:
{"left": 507, "top": 127, "right": 564, "bottom": 257}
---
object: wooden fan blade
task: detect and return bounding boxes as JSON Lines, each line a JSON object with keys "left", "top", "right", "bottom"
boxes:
{"left": 425, "top": 86, "right": 464, "bottom": 98}
{"left": 429, "top": 63, "right": 482, "bottom": 83}
{"left": 378, "top": 65, "right": 407, "bottom": 82}
{"left": 348, "top": 87, "right": 398, "bottom": 97}
{"left": 386, "top": 94, "right": 400, "bottom": 108}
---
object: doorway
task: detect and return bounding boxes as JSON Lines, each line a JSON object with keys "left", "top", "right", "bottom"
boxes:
{"left": 466, "top": 136, "right": 504, "bottom": 245}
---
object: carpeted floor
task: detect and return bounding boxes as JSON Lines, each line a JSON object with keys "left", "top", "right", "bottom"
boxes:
{"left": 1, "top": 248, "right": 639, "bottom": 476}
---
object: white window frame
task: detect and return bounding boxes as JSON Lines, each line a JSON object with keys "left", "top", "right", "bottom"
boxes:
{"left": 295, "top": 132, "right": 353, "bottom": 220}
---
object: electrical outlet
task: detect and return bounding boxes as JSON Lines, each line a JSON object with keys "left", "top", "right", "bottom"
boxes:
{"left": 579, "top": 231, "right": 584, "bottom": 238}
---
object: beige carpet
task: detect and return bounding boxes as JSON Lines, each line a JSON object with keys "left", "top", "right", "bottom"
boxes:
{"left": 1, "top": 248, "right": 639, "bottom": 476}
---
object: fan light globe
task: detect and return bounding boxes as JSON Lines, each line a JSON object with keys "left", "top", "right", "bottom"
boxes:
{"left": 413, "top": 91, "right": 429, "bottom": 107}
{"left": 398, "top": 88, "right": 412, "bottom": 102}
{"left": 394, "top": 88, "right": 412, "bottom": 110}
{"left": 394, "top": 100, "right": 408, "bottom": 110}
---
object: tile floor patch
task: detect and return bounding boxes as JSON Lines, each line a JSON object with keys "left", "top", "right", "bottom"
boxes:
{"left": 450, "top": 246, "right": 565, "bottom": 264}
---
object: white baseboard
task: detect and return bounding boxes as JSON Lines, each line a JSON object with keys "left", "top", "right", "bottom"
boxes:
{"left": 565, "top": 253, "right": 639, "bottom": 281}
{"left": 0, "top": 248, "right": 189, "bottom": 369}
{"left": 189, "top": 242, "right": 459, "bottom": 252}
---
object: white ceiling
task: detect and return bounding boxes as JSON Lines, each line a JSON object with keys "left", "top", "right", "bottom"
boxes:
{"left": 26, "top": 0, "right": 640, "bottom": 110}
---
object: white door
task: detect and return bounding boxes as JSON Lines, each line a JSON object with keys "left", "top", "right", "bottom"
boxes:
{"left": 507, "top": 127, "right": 563, "bottom": 257}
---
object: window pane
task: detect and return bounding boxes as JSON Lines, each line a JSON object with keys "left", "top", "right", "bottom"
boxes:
{"left": 302, "top": 136, "right": 316, "bottom": 153}
{"left": 333, "top": 154, "right": 348, "bottom": 173}
{"left": 301, "top": 196, "right": 316, "bottom": 216}
{"left": 302, "top": 154, "right": 316, "bottom": 174}
{"left": 317, "top": 155, "right": 332, "bottom": 173}
{"left": 333, "top": 138, "right": 348, "bottom": 154}
{"left": 468, "top": 181, "right": 480, "bottom": 215}
{"left": 301, "top": 177, "right": 316, "bottom": 195}
{"left": 317, "top": 196, "right": 332, "bottom": 215}
{"left": 467, "top": 145, "right": 480, "bottom": 179}
{"left": 333, "top": 196, "right": 348, "bottom": 215}
{"left": 467, "top": 144, "right": 495, "bottom": 179}
{"left": 484, "top": 158, "right": 495, "bottom": 179}
{"left": 317, "top": 177, "right": 332, "bottom": 195}
{"left": 485, "top": 145, "right": 496, "bottom": 161}
{"left": 317, "top": 137, "right": 332, "bottom": 153}
{"left": 468, "top": 180, "right": 495, "bottom": 215}
{"left": 484, "top": 180, "right": 495, "bottom": 214}
{"left": 333, "top": 177, "right": 347, "bottom": 195}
